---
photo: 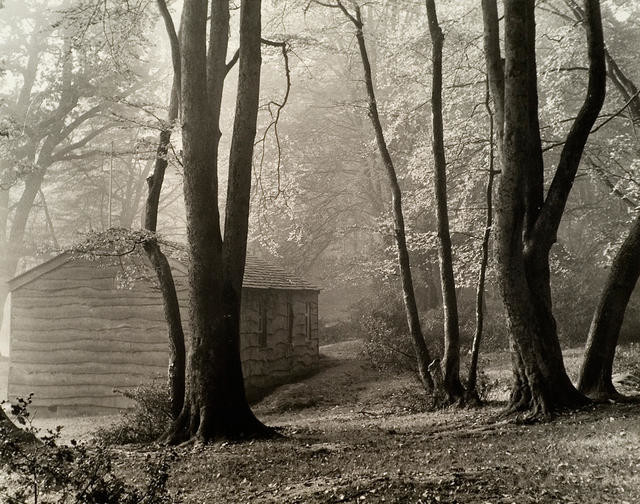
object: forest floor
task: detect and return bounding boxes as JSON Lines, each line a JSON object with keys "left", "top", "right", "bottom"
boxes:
{"left": 4, "top": 340, "right": 640, "bottom": 503}
{"left": 21, "top": 339, "right": 640, "bottom": 503}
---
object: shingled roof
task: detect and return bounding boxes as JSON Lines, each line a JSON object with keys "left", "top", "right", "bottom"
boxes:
{"left": 10, "top": 252, "right": 319, "bottom": 292}
{"left": 243, "top": 254, "right": 319, "bottom": 291}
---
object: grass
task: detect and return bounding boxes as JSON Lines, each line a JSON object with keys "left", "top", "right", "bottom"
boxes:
{"left": 6, "top": 340, "right": 640, "bottom": 503}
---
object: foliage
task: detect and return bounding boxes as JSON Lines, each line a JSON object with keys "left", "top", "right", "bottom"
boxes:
{"left": 95, "top": 381, "right": 173, "bottom": 445}
{"left": 0, "top": 395, "right": 179, "bottom": 504}
{"left": 359, "top": 288, "right": 416, "bottom": 373}
{"left": 64, "top": 228, "right": 189, "bottom": 290}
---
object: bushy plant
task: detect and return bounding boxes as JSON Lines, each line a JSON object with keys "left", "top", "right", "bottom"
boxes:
{"left": 359, "top": 289, "right": 417, "bottom": 373}
{"left": 0, "top": 395, "right": 179, "bottom": 504}
{"left": 95, "top": 380, "right": 173, "bottom": 445}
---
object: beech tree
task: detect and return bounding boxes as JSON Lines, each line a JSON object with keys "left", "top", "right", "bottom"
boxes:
{"left": 424, "top": 0, "right": 464, "bottom": 402}
{"left": 0, "top": 0, "right": 153, "bottom": 326}
{"left": 466, "top": 80, "right": 498, "bottom": 401}
{"left": 579, "top": 211, "right": 640, "bottom": 400}
{"left": 165, "top": 0, "right": 273, "bottom": 443}
{"left": 143, "top": 0, "right": 186, "bottom": 419}
{"left": 485, "top": 0, "right": 606, "bottom": 416}
{"left": 573, "top": 3, "right": 640, "bottom": 400}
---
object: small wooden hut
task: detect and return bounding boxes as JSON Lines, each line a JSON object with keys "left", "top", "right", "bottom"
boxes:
{"left": 7, "top": 253, "right": 319, "bottom": 415}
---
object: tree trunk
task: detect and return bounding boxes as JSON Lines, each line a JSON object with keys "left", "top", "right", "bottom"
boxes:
{"left": 166, "top": 0, "right": 271, "bottom": 443}
{"left": 425, "top": 0, "right": 464, "bottom": 402}
{"left": 494, "top": 0, "right": 605, "bottom": 417}
{"left": 144, "top": 0, "right": 186, "bottom": 421}
{"left": 144, "top": 129, "right": 186, "bottom": 420}
{"left": 466, "top": 82, "right": 496, "bottom": 401}
{"left": 578, "top": 212, "right": 640, "bottom": 400}
{"left": 567, "top": 0, "right": 640, "bottom": 400}
{"left": 0, "top": 189, "right": 10, "bottom": 335}
{"left": 342, "top": 3, "right": 435, "bottom": 393}
{"left": 218, "top": 0, "right": 271, "bottom": 438}
{"left": 480, "top": 0, "right": 504, "bottom": 147}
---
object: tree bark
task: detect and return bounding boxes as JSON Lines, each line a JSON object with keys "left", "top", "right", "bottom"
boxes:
{"left": 480, "top": 0, "right": 504, "bottom": 145}
{"left": 567, "top": 0, "right": 640, "bottom": 402}
{"left": 144, "top": 119, "right": 186, "bottom": 421}
{"left": 166, "top": 0, "right": 271, "bottom": 443}
{"left": 338, "top": 2, "right": 435, "bottom": 394}
{"left": 466, "top": 82, "right": 496, "bottom": 401}
{"left": 493, "top": 0, "right": 605, "bottom": 417}
{"left": 578, "top": 213, "right": 640, "bottom": 400}
{"left": 425, "top": 0, "right": 463, "bottom": 402}
{"left": 144, "top": 0, "right": 186, "bottom": 421}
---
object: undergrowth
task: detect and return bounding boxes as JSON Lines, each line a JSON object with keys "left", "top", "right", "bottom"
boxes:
{"left": 95, "top": 381, "right": 173, "bottom": 445}
{"left": 0, "top": 395, "right": 180, "bottom": 504}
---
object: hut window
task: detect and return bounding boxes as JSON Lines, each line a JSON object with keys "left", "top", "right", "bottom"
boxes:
{"left": 287, "top": 302, "right": 294, "bottom": 346}
{"left": 305, "top": 302, "right": 312, "bottom": 339}
{"left": 258, "top": 299, "right": 268, "bottom": 348}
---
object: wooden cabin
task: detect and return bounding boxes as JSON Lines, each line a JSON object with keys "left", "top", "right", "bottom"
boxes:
{"left": 7, "top": 253, "right": 319, "bottom": 415}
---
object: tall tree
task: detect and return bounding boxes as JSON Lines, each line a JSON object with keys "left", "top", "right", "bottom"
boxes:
{"left": 573, "top": 3, "right": 640, "bottom": 400}
{"left": 165, "top": 0, "right": 272, "bottom": 443}
{"left": 142, "top": 0, "right": 186, "bottom": 419}
{"left": 316, "top": 0, "right": 439, "bottom": 394}
{"left": 0, "top": 0, "right": 154, "bottom": 434}
{"left": 466, "top": 80, "right": 497, "bottom": 401}
{"left": 424, "top": 0, "right": 464, "bottom": 402}
{"left": 489, "top": 0, "right": 606, "bottom": 416}
{"left": 578, "top": 211, "right": 640, "bottom": 400}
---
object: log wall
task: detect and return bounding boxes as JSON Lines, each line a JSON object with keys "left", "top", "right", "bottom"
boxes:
{"left": 8, "top": 257, "right": 318, "bottom": 415}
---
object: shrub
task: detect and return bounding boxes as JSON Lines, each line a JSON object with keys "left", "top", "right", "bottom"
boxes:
{"left": 0, "top": 395, "right": 179, "bottom": 504}
{"left": 359, "top": 289, "right": 417, "bottom": 373}
{"left": 95, "top": 380, "right": 172, "bottom": 445}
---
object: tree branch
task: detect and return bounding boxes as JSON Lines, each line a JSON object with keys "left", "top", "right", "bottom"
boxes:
{"left": 532, "top": 0, "right": 606, "bottom": 248}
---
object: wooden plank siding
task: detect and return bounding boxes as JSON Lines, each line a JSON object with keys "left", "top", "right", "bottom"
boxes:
{"left": 8, "top": 256, "right": 319, "bottom": 415}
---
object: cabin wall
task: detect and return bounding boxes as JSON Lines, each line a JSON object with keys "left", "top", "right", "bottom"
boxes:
{"left": 8, "top": 258, "right": 319, "bottom": 415}
{"left": 241, "top": 289, "right": 319, "bottom": 394}
{"left": 8, "top": 259, "right": 180, "bottom": 415}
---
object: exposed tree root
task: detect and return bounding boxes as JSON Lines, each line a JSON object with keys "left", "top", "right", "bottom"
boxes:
{"left": 427, "top": 359, "right": 468, "bottom": 408}
{"left": 578, "top": 376, "right": 640, "bottom": 404}
{"left": 162, "top": 403, "right": 281, "bottom": 446}
{"left": 500, "top": 379, "right": 591, "bottom": 423}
